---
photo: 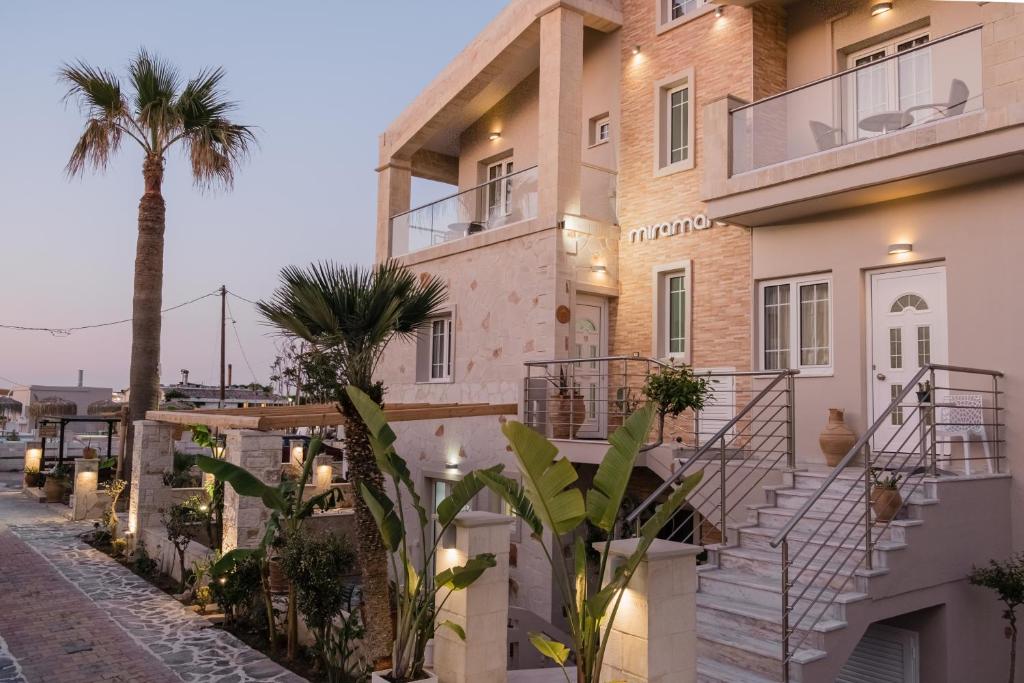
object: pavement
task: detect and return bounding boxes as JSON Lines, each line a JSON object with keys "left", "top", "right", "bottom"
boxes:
{"left": 0, "top": 474, "right": 305, "bottom": 683}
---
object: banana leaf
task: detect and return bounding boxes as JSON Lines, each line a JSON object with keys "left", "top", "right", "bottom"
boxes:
{"left": 196, "top": 455, "right": 286, "bottom": 511}
{"left": 586, "top": 404, "right": 655, "bottom": 532}
{"left": 435, "top": 553, "right": 497, "bottom": 590}
{"left": 358, "top": 481, "right": 404, "bottom": 553}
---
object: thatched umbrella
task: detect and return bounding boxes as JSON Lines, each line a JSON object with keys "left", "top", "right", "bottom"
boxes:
{"left": 29, "top": 396, "right": 77, "bottom": 426}
{"left": 0, "top": 396, "right": 22, "bottom": 418}
{"left": 87, "top": 399, "right": 122, "bottom": 416}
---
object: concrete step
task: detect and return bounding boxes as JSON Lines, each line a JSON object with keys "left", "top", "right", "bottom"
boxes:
{"left": 698, "top": 593, "right": 845, "bottom": 650}
{"left": 712, "top": 545, "right": 890, "bottom": 592}
{"left": 737, "top": 523, "right": 906, "bottom": 554}
{"left": 697, "top": 566, "right": 868, "bottom": 618}
{"left": 751, "top": 505, "right": 925, "bottom": 539}
{"left": 697, "top": 617, "right": 825, "bottom": 682}
{"left": 697, "top": 656, "right": 779, "bottom": 683}
{"left": 769, "top": 484, "right": 937, "bottom": 517}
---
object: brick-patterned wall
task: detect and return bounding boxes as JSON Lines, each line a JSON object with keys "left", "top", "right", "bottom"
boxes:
{"left": 614, "top": 2, "right": 767, "bottom": 372}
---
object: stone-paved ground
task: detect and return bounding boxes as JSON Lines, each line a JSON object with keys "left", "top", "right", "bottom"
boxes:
{"left": 0, "top": 633, "right": 26, "bottom": 683}
{"left": 4, "top": 518, "right": 306, "bottom": 683}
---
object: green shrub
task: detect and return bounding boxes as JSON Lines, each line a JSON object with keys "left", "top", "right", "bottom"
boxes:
{"left": 970, "top": 554, "right": 1024, "bottom": 683}
{"left": 210, "top": 552, "right": 264, "bottom": 625}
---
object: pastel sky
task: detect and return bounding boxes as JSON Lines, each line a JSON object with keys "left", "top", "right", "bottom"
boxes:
{"left": 0, "top": 0, "right": 505, "bottom": 393}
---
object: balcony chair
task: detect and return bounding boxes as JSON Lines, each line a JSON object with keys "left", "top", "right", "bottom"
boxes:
{"left": 936, "top": 392, "right": 996, "bottom": 475}
{"left": 809, "top": 120, "right": 845, "bottom": 152}
{"left": 905, "top": 78, "right": 970, "bottom": 122}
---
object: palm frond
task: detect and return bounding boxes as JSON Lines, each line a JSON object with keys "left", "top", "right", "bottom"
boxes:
{"left": 59, "top": 61, "right": 131, "bottom": 175}
{"left": 127, "top": 49, "right": 181, "bottom": 143}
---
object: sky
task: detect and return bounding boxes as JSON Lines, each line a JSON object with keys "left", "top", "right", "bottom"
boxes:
{"left": 0, "top": 0, "right": 506, "bottom": 393}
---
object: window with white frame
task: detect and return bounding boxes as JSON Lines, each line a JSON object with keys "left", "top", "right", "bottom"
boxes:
{"left": 416, "top": 313, "right": 453, "bottom": 382}
{"left": 589, "top": 114, "right": 611, "bottom": 146}
{"left": 486, "top": 159, "right": 514, "bottom": 220}
{"left": 655, "top": 70, "right": 695, "bottom": 174}
{"left": 659, "top": 0, "right": 711, "bottom": 29}
{"left": 654, "top": 264, "right": 690, "bottom": 360}
{"left": 759, "top": 276, "right": 832, "bottom": 372}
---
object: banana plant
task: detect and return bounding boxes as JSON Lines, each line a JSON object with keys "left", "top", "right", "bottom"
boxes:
{"left": 196, "top": 435, "right": 344, "bottom": 661}
{"left": 346, "top": 386, "right": 498, "bottom": 683}
{"left": 477, "top": 404, "right": 703, "bottom": 683}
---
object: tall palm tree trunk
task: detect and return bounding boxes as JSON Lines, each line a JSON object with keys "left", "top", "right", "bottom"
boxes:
{"left": 342, "top": 406, "right": 393, "bottom": 666}
{"left": 125, "top": 154, "right": 166, "bottom": 481}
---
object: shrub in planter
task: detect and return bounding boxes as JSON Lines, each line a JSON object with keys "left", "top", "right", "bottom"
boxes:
{"left": 642, "top": 364, "right": 711, "bottom": 446}
{"left": 347, "top": 386, "right": 498, "bottom": 683}
{"left": 869, "top": 468, "right": 903, "bottom": 523}
{"left": 23, "top": 466, "right": 42, "bottom": 488}
{"left": 43, "top": 464, "right": 72, "bottom": 503}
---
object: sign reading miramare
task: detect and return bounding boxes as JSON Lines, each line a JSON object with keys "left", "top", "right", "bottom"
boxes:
{"left": 628, "top": 213, "right": 720, "bottom": 244}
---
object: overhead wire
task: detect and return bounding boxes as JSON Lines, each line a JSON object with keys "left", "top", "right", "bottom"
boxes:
{"left": 225, "top": 297, "right": 259, "bottom": 385}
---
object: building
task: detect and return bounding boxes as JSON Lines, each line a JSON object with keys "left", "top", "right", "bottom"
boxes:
{"left": 160, "top": 383, "right": 289, "bottom": 410}
{"left": 375, "top": 1, "right": 1024, "bottom": 680}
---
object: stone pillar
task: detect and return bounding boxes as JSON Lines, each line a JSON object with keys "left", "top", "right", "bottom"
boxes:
{"left": 600, "top": 539, "right": 701, "bottom": 683}
{"left": 221, "top": 430, "right": 282, "bottom": 552}
{"left": 537, "top": 5, "right": 583, "bottom": 228}
{"left": 128, "top": 420, "right": 175, "bottom": 538}
{"left": 433, "top": 511, "right": 512, "bottom": 683}
{"left": 375, "top": 160, "right": 412, "bottom": 261}
{"left": 313, "top": 453, "right": 333, "bottom": 491}
{"left": 71, "top": 458, "right": 102, "bottom": 521}
{"left": 22, "top": 442, "right": 42, "bottom": 489}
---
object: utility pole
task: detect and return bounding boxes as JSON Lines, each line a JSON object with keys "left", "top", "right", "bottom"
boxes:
{"left": 219, "top": 285, "right": 227, "bottom": 407}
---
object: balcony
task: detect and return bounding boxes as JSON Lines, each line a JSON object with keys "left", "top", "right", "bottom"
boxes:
{"left": 389, "top": 165, "right": 538, "bottom": 258}
{"left": 703, "top": 24, "right": 1024, "bottom": 226}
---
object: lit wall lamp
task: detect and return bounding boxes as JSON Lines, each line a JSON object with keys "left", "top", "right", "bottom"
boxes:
{"left": 591, "top": 264, "right": 607, "bottom": 274}
{"left": 24, "top": 443, "right": 42, "bottom": 472}
{"left": 888, "top": 242, "right": 913, "bottom": 255}
{"left": 316, "top": 463, "right": 333, "bottom": 489}
{"left": 489, "top": 132, "right": 501, "bottom": 141}
{"left": 213, "top": 435, "right": 226, "bottom": 459}
{"left": 445, "top": 462, "right": 460, "bottom": 472}
{"left": 289, "top": 438, "right": 306, "bottom": 465}
{"left": 632, "top": 45, "right": 641, "bottom": 55}
{"left": 871, "top": 1, "right": 893, "bottom": 16}
{"left": 715, "top": 6, "right": 724, "bottom": 17}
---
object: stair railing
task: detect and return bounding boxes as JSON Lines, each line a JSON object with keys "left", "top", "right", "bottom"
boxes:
{"left": 769, "top": 363, "right": 1005, "bottom": 682}
{"left": 623, "top": 369, "right": 799, "bottom": 547}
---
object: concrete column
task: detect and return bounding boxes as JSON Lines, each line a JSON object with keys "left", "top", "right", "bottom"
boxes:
{"left": 433, "top": 511, "right": 512, "bottom": 683}
{"left": 313, "top": 453, "right": 333, "bottom": 491}
{"left": 128, "top": 420, "right": 175, "bottom": 538}
{"left": 701, "top": 96, "right": 741, "bottom": 201}
{"left": 537, "top": 6, "right": 583, "bottom": 228}
{"left": 22, "top": 442, "right": 42, "bottom": 489}
{"left": 222, "top": 430, "right": 283, "bottom": 552}
{"left": 71, "top": 458, "right": 103, "bottom": 521}
{"left": 375, "top": 160, "right": 412, "bottom": 262}
{"left": 600, "top": 539, "right": 701, "bottom": 683}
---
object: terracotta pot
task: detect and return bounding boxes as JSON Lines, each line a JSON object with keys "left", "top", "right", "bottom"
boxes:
{"left": 267, "top": 555, "right": 289, "bottom": 594}
{"left": 819, "top": 408, "right": 856, "bottom": 467}
{"left": 24, "top": 472, "right": 42, "bottom": 488}
{"left": 371, "top": 669, "right": 438, "bottom": 683}
{"left": 550, "top": 393, "right": 587, "bottom": 439}
{"left": 871, "top": 486, "right": 902, "bottom": 523}
{"left": 43, "top": 477, "right": 66, "bottom": 503}
{"left": 82, "top": 446, "right": 97, "bottom": 460}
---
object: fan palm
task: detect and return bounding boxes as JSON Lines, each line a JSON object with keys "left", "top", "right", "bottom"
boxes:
{"left": 60, "top": 49, "right": 256, "bottom": 478}
{"left": 257, "top": 260, "right": 448, "bottom": 663}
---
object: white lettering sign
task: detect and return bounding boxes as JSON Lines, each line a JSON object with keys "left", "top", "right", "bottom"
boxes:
{"left": 628, "top": 213, "right": 720, "bottom": 244}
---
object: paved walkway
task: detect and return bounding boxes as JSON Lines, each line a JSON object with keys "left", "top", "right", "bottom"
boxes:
{"left": 0, "top": 486, "right": 305, "bottom": 683}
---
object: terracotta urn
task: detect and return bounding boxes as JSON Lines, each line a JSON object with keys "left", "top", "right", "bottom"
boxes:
{"left": 43, "top": 476, "right": 66, "bottom": 503}
{"left": 371, "top": 670, "right": 437, "bottom": 683}
{"left": 819, "top": 408, "right": 856, "bottom": 467}
{"left": 871, "top": 486, "right": 903, "bottom": 523}
{"left": 82, "top": 446, "right": 97, "bottom": 460}
{"left": 549, "top": 393, "right": 586, "bottom": 439}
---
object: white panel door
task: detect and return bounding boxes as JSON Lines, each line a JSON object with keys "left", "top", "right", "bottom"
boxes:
{"left": 574, "top": 295, "right": 608, "bottom": 439}
{"left": 869, "top": 267, "right": 948, "bottom": 453}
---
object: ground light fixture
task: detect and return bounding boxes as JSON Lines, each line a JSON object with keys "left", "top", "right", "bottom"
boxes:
{"left": 888, "top": 242, "right": 913, "bottom": 255}
{"left": 871, "top": 0, "right": 894, "bottom": 16}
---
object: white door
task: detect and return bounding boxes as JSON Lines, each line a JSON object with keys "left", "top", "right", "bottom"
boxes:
{"left": 869, "top": 267, "right": 948, "bottom": 453}
{"left": 574, "top": 295, "right": 608, "bottom": 439}
{"left": 695, "top": 370, "right": 735, "bottom": 446}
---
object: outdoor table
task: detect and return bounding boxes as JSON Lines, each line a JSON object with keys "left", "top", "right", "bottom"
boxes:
{"left": 859, "top": 111, "right": 914, "bottom": 134}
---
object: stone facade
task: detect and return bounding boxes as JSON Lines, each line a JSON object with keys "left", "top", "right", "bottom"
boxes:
{"left": 222, "top": 430, "right": 283, "bottom": 552}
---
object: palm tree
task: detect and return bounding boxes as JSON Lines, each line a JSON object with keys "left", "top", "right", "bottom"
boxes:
{"left": 60, "top": 50, "right": 256, "bottom": 478}
{"left": 257, "top": 260, "right": 448, "bottom": 663}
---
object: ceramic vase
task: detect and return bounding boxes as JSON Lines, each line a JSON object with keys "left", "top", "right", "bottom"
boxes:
{"left": 819, "top": 408, "right": 856, "bottom": 467}
{"left": 871, "top": 486, "right": 902, "bottom": 522}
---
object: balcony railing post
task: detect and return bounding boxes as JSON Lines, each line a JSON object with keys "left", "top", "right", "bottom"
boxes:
{"left": 786, "top": 371, "right": 796, "bottom": 469}
{"left": 993, "top": 374, "right": 1001, "bottom": 468}
{"left": 863, "top": 442, "right": 874, "bottom": 570}
{"left": 928, "top": 366, "right": 937, "bottom": 474}
{"left": 781, "top": 538, "right": 791, "bottom": 683}
{"left": 719, "top": 435, "right": 728, "bottom": 546}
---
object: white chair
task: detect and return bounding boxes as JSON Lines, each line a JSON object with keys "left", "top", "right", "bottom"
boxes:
{"left": 937, "top": 393, "right": 994, "bottom": 475}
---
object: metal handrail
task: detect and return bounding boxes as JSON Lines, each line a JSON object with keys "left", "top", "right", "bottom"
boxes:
{"left": 624, "top": 369, "right": 799, "bottom": 527}
{"left": 769, "top": 363, "right": 1002, "bottom": 548}
{"left": 389, "top": 165, "right": 539, "bottom": 220}
{"left": 524, "top": 354, "right": 669, "bottom": 368}
{"left": 729, "top": 25, "right": 982, "bottom": 114}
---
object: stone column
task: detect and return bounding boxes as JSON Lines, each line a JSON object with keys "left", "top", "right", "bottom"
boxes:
{"left": 433, "top": 511, "right": 512, "bottom": 683}
{"left": 600, "top": 539, "right": 701, "bottom": 683}
{"left": 71, "top": 458, "right": 101, "bottom": 521}
{"left": 537, "top": 5, "right": 583, "bottom": 228}
{"left": 375, "top": 160, "right": 412, "bottom": 261}
{"left": 22, "top": 442, "right": 42, "bottom": 489}
{"left": 313, "top": 453, "right": 333, "bottom": 491}
{"left": 221, "top": 430, "right": 283, "bottom": 552}
{"left": 128, "top": 420, "right": 175, "bottom": 538}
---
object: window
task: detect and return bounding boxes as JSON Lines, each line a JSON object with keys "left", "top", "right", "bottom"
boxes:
{"left": 759, "top": 276, "right": 833, "bottom": 373}
{"left": 654, "top": 70, "right": 695, "bottom": 175}
{"left": 658, "top": 0, "right": 711, "bottom": 31}
{"left": 653, "top": 262, "right": 691, "bottom": 360}
{"left": 486, "top": 159, "right": 514, "bottom": 220}
{"left": 848, "top": 31, "right": 931, "bottom": 137}
{"left": 416, "top": 312, "right": 453, "bottom": 383}
{"left": 589, "top": 114, "right": 611, "bottom": 146}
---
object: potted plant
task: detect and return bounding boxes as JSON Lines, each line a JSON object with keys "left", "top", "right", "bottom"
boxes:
{"left": 347, "top": 386, "right": 498, "bottom": 683}
{"left": 43, "top": 463, "right": 72, "bottom": 503}
{"left": 550, "top": 367, "right": 586, "bottom": 440}
{"left": 82, "top": 446, "right": 97, "bottom": 460}
{"left": 23, "top": 465, "right": 42, "bottom": 488}
{"left": 642, "top": 364, "right": 711, "bottom": 447}
{"left": 870, "top": 468, "right": 903, "bottom": 522}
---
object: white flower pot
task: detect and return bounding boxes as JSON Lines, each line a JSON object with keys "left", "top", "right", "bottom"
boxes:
{"left": 371, "top": 669, "right": 438, "bottom": 683}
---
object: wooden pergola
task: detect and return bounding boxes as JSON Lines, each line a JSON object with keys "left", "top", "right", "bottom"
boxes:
{"left": 145, "top": 401, "right": 518, "bottom": 431}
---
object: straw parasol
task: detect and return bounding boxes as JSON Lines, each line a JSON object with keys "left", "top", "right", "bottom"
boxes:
{"left": 0, "top": 396, "right": 22, "bottom": 418}
{"left": 87, "top": 399, "right": 122, "bottom": 416}
{"left": 29, "top": 396, "right": 77, "bottom": 421}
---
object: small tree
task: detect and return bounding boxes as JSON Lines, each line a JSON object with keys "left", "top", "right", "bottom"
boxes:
{"left": 163, "top": 502, "right": 202, "bottom": 592}
{"left": 969, "top": 554, "right": 1024, "bottom": 683}
{"left": 642, "top": 364, "right": 711, "bottom": 445}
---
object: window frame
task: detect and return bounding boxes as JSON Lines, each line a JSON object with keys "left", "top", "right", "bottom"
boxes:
{"left": 589, "top": 113, "right": 611, "bottom": 147}
{"left": 652, "top": 260, "right": 692, "bottom": 363}
{"left": 485, "top": 159, "right": 514, "bottom": 219}
{"left": 758, "top": 274, "right": 834, "bottom": 376}
{"left": 656, "top": 0, "right": 714, "bottom": 34}
{"left": 653, "top": 69, "right": 696, "bottom": 177}
{"left": 416, "top": 310, "right": 455, "bottom": 384}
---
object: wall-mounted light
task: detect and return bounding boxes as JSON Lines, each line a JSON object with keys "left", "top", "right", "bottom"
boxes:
{"left": 289, "top": 439, "right": 306, "bottom": 465}
{"left": 316, "top": 464, "right": 333, "bottom": 489}
{"left": 445, "top": 462, "right": 460, "bottom": 472}
{"left": 489, "top": 132, "right": 501, "bottom": 141}
{"left": 213, "top": 435, "right": 226, "bottom": 459}
{"left": 591, "top": 264, "right": 607, "bottom": 274}
{"left": 715, "top": 6, "right": 724, "bottom": 17}
{"left": 24, "top": 443, "right": 42, "bottom": 472}
{"left": 888, "top": 242, "right": 913, "bottom": 255}
{"left": 871, "top": 0, "right": 893, "bottom": 16}
{"left": 632, "top": 45, "right": 641, "bottom": 56}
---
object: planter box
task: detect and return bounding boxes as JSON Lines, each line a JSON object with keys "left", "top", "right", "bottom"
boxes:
{"left": 371, "top": 669, "right": 438, "bottom": 683}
